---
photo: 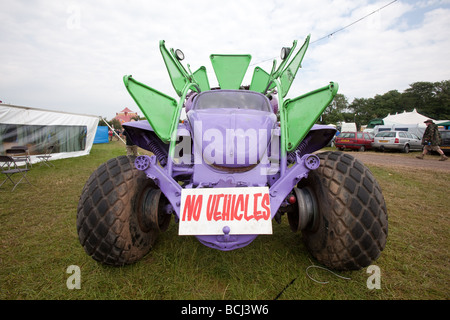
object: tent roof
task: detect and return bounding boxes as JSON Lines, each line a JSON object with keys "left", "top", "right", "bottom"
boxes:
{"left": 383, "top": 108, "right": 433, "bottom": 125}
{"left": 0, "top": 103, "right": 99, "bottom": 126}
{"left": 0, "top": 103, "right": 99, "bottom": 119}
{"left": 437, "top": 121, "right": 450, "bottom": 127}
{"left": 119, "top": 107, "right": 135, "bottom": 113}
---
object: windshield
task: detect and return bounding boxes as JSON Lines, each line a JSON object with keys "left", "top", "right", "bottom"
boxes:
{"left": 193, "top": 90, "right": 272, "bottom": 112}
{"left": 375, "top": 131, "right": 396, "bottom": 137}
{"left": 338, "top": 132, "right": 355, "bottom": 138}
{"left": 440, "top": 131, "right": 450, "bottom": 139}
{"left": 366, "top": 119, "right": 384, "bottom": 129}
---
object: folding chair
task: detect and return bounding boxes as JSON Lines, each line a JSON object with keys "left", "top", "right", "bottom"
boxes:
{"left": 0, "top": 155, "right": 33, "bottom": 191}
{"left": 6, "top": 146, "right": 32, "bottom": 168}
{"left": 36, "top": 145, "right": 55, "bottom": 167}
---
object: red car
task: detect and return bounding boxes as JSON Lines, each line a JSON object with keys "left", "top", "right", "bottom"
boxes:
{"left": 335, "top": 131, "right": 374, "bottom": 151}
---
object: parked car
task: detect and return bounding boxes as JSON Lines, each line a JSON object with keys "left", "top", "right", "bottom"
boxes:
{"left": 372, "top": 131, "right": 422, "bottom": 153}
{"left": 439, "top": 129, "right": 450, "bottom": 154}
{"left": 334, "top": 131, "right": 374, "bottom": 151}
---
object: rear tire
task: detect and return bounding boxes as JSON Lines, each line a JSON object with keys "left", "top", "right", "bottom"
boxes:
{"left": 403, "top": 144, "right": 410, "bottom": 153}
{"left": 301, "top": 151, "right": 388, "bottom": 270}
{"left": 77, "top": 156, "right": 159, "bottom": 266}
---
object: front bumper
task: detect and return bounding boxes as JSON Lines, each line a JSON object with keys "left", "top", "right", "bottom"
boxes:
{"left": 134, "top": 152, "right": 320, "bottom": 251}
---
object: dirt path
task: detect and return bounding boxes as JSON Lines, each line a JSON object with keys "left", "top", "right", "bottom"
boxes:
{"left": 342, "top": 151, "right": 450, "bottom": 172}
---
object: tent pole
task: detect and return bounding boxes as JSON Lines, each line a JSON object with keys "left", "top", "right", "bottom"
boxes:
{"left": 102, "top": 117, "right": 126, "bottom": 145}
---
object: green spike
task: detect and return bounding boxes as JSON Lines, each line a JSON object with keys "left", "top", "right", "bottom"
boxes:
{"left": 193, "top": 66, "right": 210, "bottom": 92}
{"left": 283, "top": 82, "right": 339, "bottom": 152}
{"left": 123, "top": 75, "right": 177, "bottom": 143}
{"left": 210, "top": 54, "right": 251, "bottom": 89}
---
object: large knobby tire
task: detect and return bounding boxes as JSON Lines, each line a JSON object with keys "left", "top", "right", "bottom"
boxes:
{"left": 301, "top": 151, "right": 388, "bottom": 271}
{"left": 77, "top": 156, "right": 158, "bottom": 266}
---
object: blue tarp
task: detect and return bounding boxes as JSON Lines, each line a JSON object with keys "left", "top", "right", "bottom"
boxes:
{"left": 93, "top": 126, "right": 109, "bottom": 144}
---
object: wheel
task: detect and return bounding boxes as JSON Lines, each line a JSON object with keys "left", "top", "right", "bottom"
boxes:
{"left": 403, "top": 144, "right": 410, "bottom": 153}
{"left": 77, "top": 156, "right": 166, "bottom": 266}
{"left": 301, "top": 151, "right": 388, "bottom": 270}
{"left": 359, "top": 145, "right": 365, "bottom": 152}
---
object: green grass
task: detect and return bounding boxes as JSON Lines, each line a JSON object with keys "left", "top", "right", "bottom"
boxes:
{"left": 0, "top": 141, "right": 448, "bottom": 300}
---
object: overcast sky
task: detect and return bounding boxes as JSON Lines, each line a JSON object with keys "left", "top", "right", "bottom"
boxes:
{"left": 1, "top": 0, "right": 449, "bottom": 120}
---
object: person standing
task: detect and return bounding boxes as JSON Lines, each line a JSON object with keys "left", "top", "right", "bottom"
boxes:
{"left": 122, "top": 129, "right": 138, "bottom": 157}
{"left": 416, "top": 119, "right": 448, "bottom": 161}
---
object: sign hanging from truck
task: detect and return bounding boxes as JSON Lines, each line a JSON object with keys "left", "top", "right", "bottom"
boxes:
{"left": 179, "top": 187, "right": 273, "bottom": 235}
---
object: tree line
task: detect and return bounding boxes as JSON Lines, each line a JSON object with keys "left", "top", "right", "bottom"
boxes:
{"left": 319, "top": 80, "right": 450, "bottom": 128}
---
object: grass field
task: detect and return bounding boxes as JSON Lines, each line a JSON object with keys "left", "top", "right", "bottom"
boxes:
{"left": 0, "top": 141, "right": 448, "bottom": 300}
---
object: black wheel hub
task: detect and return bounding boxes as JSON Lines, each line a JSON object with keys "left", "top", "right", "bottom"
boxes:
{"left": 287, "top": 187, "right": 318, "bottom": 232}
{"left": 138, "top": 188, "right": 171, "bottom": 233}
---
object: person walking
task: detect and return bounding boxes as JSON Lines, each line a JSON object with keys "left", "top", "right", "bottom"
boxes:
{"left": 416, "top": 119, "right": 448, "bottom": 161}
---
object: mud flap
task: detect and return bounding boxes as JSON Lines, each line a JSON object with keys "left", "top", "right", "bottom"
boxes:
{"left": 282, "top": 82, "right": 339, "bottom": 152}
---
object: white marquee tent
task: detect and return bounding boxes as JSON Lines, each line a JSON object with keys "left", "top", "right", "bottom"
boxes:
{"left": 0, "top": 104, "right": 100, "bottom": 163}
{"left": 369, "top": 108, "right": 434, "bottom": 138}
{"left": 382, "top": 108, "right": 434, "bottom": 126}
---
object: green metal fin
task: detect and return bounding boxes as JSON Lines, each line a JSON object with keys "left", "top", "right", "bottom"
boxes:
{"left": 278, "top": 35, "right": 310, "bottom": 98}
{"left": 271, "top": 40, "right": 297, "bottom": 79}
{"left": 160, "top": 40, "right": 190, "bottom": 97}
{"left": 249, "top": 67, "right": 270, "bottom": 93}
{"left": 249, "top": 67, "right": 277, "bottom": 93}
{"left": 282, "top": 82, "right": 339, "bottom": 152}
{"left": 123, "top": 75, "right": 178, "bottom": 143}
{"left": 210, "top": 54, "right": 251, "bottom": 89}
{"left": 193, "top": 66, "right": 210, "bottom": 92}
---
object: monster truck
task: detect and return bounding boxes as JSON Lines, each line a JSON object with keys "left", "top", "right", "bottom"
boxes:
{"left": 77, "top": 36, "right": 388, "bottom": 270}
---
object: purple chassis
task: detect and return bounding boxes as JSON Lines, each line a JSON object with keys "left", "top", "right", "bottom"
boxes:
{"left": 123, "top": 89, "right": 336, "bottom": 251}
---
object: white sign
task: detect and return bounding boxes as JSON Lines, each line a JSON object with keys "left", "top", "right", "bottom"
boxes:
{"left": 179, "top": 187, "right": 273, "bottom": 236}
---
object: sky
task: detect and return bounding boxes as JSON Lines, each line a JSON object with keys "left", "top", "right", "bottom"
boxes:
{"left": 1, "top": 0, "right": 450, "bottom": 120}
